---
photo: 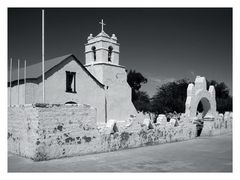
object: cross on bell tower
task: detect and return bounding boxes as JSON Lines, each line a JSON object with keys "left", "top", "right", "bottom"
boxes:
{"left": 99, "top": 19, "right": 106, "bottom": 32}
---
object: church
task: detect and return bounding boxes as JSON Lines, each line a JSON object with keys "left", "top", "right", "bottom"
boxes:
{"left": 8, "top": 20, "right": 137, "bottom": 124}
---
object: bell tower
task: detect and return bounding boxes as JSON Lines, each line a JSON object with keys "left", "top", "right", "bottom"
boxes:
{"left": 84, "top": 19, "right": 124, "bottom": 85}
{"left": 85, "top": 19, "right": 120, "bottom": 66}
{"left": 84, "top": 19, "right": 137, "bottom": 122}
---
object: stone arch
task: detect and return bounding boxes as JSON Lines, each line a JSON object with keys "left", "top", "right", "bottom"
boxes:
{"left": 193, "top": 93, "right": 212, "bottom": 118}
{"left": 185, "top": 76, "right": 217, "bottom": 120}
{"left": 197, "top": 97, "right": 211, "bottom": 117}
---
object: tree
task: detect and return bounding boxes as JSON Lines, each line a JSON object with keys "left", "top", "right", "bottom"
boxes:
{"left": 207, "top": 80, "right": 230, "bottom": 99}
{"left": 133, "top": 91, "right": 151, "bottom": 113}
{"left": 127, "top": 70, "right": 147, "bottom": 101}
{"left": 207, "top": 80, "right": 232, "bottom": 113}
{"left": 127, "top": 70, "right": 149, "bottom": 112}
{"left": 151, "top": 79, "right": 190, "bottom": 117}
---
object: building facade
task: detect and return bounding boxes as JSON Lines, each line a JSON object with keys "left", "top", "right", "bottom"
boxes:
{"left": 8, "top": 23, "right": 137, "bottom": 124}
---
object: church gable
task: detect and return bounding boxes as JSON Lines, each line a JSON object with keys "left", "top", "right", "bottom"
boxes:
{"left": 32, "top": 57, "right": 106, "bottom": 123}
{"left": 8, "top": 54, "right": 104, "bottom": 89}
{"left": 43, "top": 54, "right": 105, "bottom": 89}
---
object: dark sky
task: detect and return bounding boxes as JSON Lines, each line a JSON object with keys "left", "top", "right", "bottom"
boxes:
{"left": 8, "top": 8, "right": 232, "bottom": 96}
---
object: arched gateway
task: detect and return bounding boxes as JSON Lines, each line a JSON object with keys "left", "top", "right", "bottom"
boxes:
{"left": 185, "top": 76, "right": 217, "bottom": 120}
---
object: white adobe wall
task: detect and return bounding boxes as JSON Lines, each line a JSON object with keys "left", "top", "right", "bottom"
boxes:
{"left": 33, "top": 59, "right": 106, "bottom": 123}
{"left": 8, "top": 105, "right": 40, "bottom": 158}
{"left": 86, "top": 64, "right": 104, "bottom": 83}
{"left": 8, "top": 84, "right": 29, "bottom": 105}
{"left": 102, "top": 65, "right": 137, "bottom": 121}
{"left": 25, "top": 83, "right": 37, "bottom": 104}
{"left": 185, "top": 76, "right": 217, "bottom": 120}
{"left": 85, "top": 63, "right": 137, "bottom": 122}
{"left": 8, "top": 104, "right": 232, "bottom": 161}
{"left": 8, "top": 104, "right": 97, "bottom": 160}
{"left": 8, "top": 104, "right": 196, "bottom": 161}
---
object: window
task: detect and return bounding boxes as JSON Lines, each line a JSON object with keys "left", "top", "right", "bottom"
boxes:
{"left": 108, "top": 46, "right": 113, "bottom": 62}
{"left": 66, "top": 71, "right": 76, "bottom": 93}
{"left": 92, "top": 46, "right": 96, "bottom": 61}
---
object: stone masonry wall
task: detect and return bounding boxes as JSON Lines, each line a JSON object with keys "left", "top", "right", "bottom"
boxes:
{"left": 8, "top": 104, "right": 97, "bottom": 160}
{"left": 8, "top": 104, "right": 232, "bottom": 161}
{"left": 8, "top": 105, "right": 39, "bottom": 158}
{"left": 201, "top": 113, "right": 232, "bottom": 136}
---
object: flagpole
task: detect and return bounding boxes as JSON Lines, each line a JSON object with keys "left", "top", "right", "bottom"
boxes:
{"left": 17, "top": 59, "right": 20, "bottom": 105}
{"left": 24, "top": 60, "right": 26, "bottom": 104}
{"left": 9, "top": 58, "right": 12, "bottom": 106}
{"left": 42, "top": 9, "right": 45, "bottom": 103}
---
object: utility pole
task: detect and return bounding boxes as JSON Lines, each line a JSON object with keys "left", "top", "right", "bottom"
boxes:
{"left": 17, "top": 59, "right": 20, "bottom": 105}
{"left": 42, "top": 9, "right": 45, "bottom": 103}
{"left": 9, "top": 58, "right": 12, "bottom": 106}
{"left": 24, "top": 60, "right": 26, "bottom": 104}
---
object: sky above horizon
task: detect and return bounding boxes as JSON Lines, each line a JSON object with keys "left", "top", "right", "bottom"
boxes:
{"left": 8, "top": 8, "right": 232, "bottom": 97}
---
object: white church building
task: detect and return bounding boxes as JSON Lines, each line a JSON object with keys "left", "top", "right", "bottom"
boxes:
{"left": 8, "top": 20, "right": 137, "bottom": 124}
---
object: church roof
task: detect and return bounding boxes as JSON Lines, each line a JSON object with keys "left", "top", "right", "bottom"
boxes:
{"left": 10, "top": 54, "right": 71, "bottom": 82}
{"left": 8, "top": 54, "right": 105, "bottom": 88}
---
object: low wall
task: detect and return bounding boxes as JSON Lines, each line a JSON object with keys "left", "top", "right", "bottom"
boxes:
{"left": 8, "top": 104, "right": 232, "bottom": 161}
{"left": 8, "top": 104, "right": 39, "bottom": 158}
{"left": 8, "top": 104, "right": 97, "bottom": 160}
{"left": 201, "top": 115, "right": 232, "bottom": 136}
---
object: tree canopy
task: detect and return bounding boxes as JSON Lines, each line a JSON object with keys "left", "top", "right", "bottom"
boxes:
{"left": 207, "top": 80, "right": 232, "bottom": 113}
{"left": 151, "top": 79, "right": 190, "bottom": 115}
{"left": 132, "top": 91, "right": 151, "bottom": 113}
{"left": 127, "top": 70, "right": 149, "bottom": 112}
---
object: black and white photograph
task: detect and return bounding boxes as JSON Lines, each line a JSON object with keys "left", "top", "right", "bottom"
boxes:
{"left": 1, "top": 0, "right": 239, "bottom": 175}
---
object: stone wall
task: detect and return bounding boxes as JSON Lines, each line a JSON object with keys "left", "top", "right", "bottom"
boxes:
{"left": 86, "top": 63, "right": 137, "bottom": 122}
{"left": 201, "top": 112, "right": 232, "bottom": 136}
{"left": 8, "top": 104, "right": 39, "bottom": 158}
{"left": 8, "top": 104, "right": 97, "bottom": 160}
{"left": 8, "top": 104, "right": 232, "bottom": 161}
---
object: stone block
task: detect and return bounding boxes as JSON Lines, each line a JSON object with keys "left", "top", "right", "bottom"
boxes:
{"left": 201, "top": 120, "right": 214, "bottom": 136}
{"left": 105, "top": 119, "right": 118, "bottom": 134}
{"left": 143, "top": 118, "right": 154, "bottom": 129}
{"left": 229, "top": 112, "right": 233, "bottom": 120}
{"left": 169, "top": 118, "right": 179, "bottom": 127}
{"left": 156, "top": 114, "right": 167, "bottom": 126}
{"left": 224, "top": 111, "right": 230, "bottom": 121}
